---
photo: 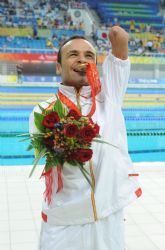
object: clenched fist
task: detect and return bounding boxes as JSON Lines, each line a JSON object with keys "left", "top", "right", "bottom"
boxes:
{"left": 108, "top": 26, "right": 129, "bottom": 60}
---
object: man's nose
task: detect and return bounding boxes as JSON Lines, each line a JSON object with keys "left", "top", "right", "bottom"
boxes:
{"left": 77, "top": 53, "right": 86, "bottom": 62}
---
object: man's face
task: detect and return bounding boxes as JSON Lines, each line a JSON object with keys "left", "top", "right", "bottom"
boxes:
{"left": 57, "top": 39, "right": 96, "bottom": 89}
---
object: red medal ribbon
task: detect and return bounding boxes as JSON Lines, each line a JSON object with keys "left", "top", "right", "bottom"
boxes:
{"left": 40, "top": 166, "right": 63, "bottom": 205}
{"left": 40, "top": 168, "right": 53, "bottom": 205}
{"left": 58, "top": 91, "right": 82, "bottom": 115}
{"left": 58, "top": 63, "right": 101, "bottom": 117}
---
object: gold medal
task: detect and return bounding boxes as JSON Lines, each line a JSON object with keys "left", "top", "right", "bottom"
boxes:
{"left": 76, "top": 63, "right": 88, "bottom": 72}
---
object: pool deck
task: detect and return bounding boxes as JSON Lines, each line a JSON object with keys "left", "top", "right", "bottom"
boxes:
{"left": 0, "top": 162, "right": 165, "bottom": 250}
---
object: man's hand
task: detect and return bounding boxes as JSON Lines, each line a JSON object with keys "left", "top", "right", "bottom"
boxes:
{"left": 108, "top": 26, "right": 129, "bottom": 60}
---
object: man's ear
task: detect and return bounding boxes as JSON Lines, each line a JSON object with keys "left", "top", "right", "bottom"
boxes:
{"left": 56, "top": 62, "right": 62, "bottom": 75}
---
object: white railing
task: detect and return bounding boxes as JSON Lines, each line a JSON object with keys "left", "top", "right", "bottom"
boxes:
{"left": 0, "top": 47, "right": 57, "bottom": 53}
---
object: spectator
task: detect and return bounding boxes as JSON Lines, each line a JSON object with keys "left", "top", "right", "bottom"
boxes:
{"left": 146, "top": 40, "right": 153, "bottom": 52}
{"left": 16, "top": 63, "right": 23, "bottom": 84}
{"left": 46, "top": 39, "right": 54, "bottom": 48}
{"left": 139, "top": 23, "right": 145, "bottom": 32}
{"left": 130, "top": 19, "right": 135, "bottom": 32}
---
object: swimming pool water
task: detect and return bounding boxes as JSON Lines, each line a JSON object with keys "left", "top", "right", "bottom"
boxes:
{"left": 1, "top": 86, "right": 165, "bottom": 165}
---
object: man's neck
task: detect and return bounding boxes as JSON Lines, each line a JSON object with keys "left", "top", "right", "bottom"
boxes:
{"left": 60, "top": 83, "right": 83, "bottom": 93}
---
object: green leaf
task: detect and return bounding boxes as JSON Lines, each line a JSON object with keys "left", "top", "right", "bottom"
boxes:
{"left": 17, "top": 133, "right": 31, "bottom": 137}
{"left": 34, "top": 112, "right": 45, "bottom": 132}
{"left": 29, "top": 148, "right": 47, "bottom": 177}
{"left": 68, "top": 160, "right": 78, "bottom": 166}
{"left": 45, "top": 160, "right": 53, "bottom": 172}
{"left": 38, "top": 104, "right": 46, "bottom": 114}
{"left": 27, "top": 144, "right": 33, "bottom": 151}
{"left": 52, "top": 98, "right": 66, "bottom": 118}
{"left": 53, "top": 157, "right": 61, "bottom": 166}
{"left": 18, "top": 132, "right": 44, "bottom": 138}
{"left": 31, "top": 138, "right": 44, "bottom": 153}
{"left": 81, "top": 164, "right": 90, "bottom": 176}
{"left": 18, "top": 133, "right": 44, "bottom": 142}
{"left": 77, "top": 164, "right": 94, "bottom": 191}
{"left": 19, "top": 137, "right": 31, "bottom": 142}
{"left": 93, "top": 139, "right": 118, "bottom": 148}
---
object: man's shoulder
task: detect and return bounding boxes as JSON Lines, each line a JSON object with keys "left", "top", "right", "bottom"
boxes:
{"left": 33, "top": 95, "right": 57, "bottom": 113}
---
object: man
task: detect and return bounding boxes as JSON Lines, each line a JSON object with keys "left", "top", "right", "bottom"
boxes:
{"left": 16, "top": 63, "right": 23, "bottom": 84}
{"left": 29, "top": 26, "right": 142, "bottom": 250}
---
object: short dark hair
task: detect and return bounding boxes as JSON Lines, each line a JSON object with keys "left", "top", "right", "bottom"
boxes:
{"left": 57, "top": 35, "right": 92, "bottom": 64}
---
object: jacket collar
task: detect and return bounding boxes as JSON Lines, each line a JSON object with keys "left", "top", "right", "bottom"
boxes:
{"left": 58, "top": 84, "right": 91, "bottom": 99}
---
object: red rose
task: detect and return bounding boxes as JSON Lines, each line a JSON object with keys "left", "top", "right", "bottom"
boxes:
{"left": 67, "top": 109, "right": 81, "bottom": 120}
{"left": 94, "top": 123, "right": 100, "bottom": 134}
{"left": 42, "top": 112, "right": 60, "bottom": 129}
{"left": 64, "top": 124, "right": 79, "bottom": 138}
{"left": 79, "top": 125, "right": 96, "bottom": 142}
{"left": 43, "top": 137, "right": 54, "bottom": 147}
{"left": 74, "top": 149, "right": 93, "bottom": 163}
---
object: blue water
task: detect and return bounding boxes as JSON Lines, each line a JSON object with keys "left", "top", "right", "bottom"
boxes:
{"left": 1, "top": 108, "right": 165, "bottom": 165}
{"left": 0, "top": 86, "right": 165, "bottom": 165}
{"left": 1, "top": 86, "right": 165, "bottom": 94}
{"left": 0, "top": 86, "right": 56, "bottom": 93}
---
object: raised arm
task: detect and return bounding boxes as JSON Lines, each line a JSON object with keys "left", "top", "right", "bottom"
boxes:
{"left": 108, "top": 26, "right": 129, "bottom": 60}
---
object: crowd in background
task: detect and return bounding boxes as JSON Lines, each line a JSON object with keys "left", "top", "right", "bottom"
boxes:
{"left": 92, "top": 19, "right": 165, "bottom": 55}
{"left": 0, "top": 0, "right": 164, "bottom": 55}
{"left": 0, "top": 0, "right": 84, "bottom": 31}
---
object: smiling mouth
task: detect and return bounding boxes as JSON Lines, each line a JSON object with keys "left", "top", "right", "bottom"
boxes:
{"left": 73, "top": 63, "right": 88, "bottom": 73}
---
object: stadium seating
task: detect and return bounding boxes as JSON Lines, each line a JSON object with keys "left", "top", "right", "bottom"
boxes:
{"left": 0, "top": 0, "right": 164, "bottom": 56}
{"left": 85, "top": 0, "right": 164, "bottom": 31}
{"left": 0, "top": 0, "right": 85, "bottom": 53}
{"left": 0, "top": 28, "right": 85, "bottom": 53}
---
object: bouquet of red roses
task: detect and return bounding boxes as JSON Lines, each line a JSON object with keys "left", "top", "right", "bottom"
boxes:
{"left": 19, "top": 63, "right": 117, "bottom": 204}
{"left": 20, "top": 96, "right": 106, "bottom": 192}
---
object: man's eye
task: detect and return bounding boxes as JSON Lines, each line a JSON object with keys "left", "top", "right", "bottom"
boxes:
{"left": 70, "top": 53, "right": 77, "bottom": 56}
{"left": 86, "top": 54, "right": 94, "bottom": 58}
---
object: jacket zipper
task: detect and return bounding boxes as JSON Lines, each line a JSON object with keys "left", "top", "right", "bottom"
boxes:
{"left": 75, "top": 88, "right": 82, "bottom": 112}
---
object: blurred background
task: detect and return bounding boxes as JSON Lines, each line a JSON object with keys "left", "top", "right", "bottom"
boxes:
{"left": 0, "top": 0, "right": 165, "bottom": 165}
